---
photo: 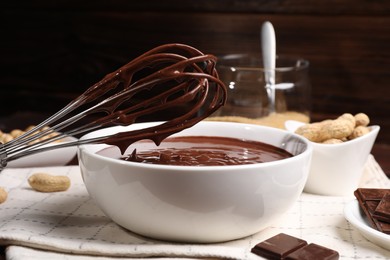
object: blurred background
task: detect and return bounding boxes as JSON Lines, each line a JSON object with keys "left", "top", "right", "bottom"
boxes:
{"left": 1, "top": 1, "right": 389, "bottom": 146}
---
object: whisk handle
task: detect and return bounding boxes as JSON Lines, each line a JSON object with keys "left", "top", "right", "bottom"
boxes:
{"left": 0, "top": 144, "right": 7, "bottom": 171}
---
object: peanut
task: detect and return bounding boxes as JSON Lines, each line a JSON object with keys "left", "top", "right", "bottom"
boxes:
{"left": 295, "top": 115, "right": 354, "bottom": 142}
{"left": 294, "top": 122, "right": 325, "bottom": 142}
{"left": 0, "top": 133, "right": 13, "bottom": 144}
{"left": 322, "top": 138, "right": 344, "bottom": 144}
{"left": 0, "top": 187, "right": 7, "bottom": 204}
{"left": 28, "top": 173, "right": 71, "bottom": 192}
{"left": 25, "top": 125, "right": 36, "bottom": 131}
{"left": 355, "top": 113, "right": 370, "bottom": 127}
{"left": 295, "top": 113, "right": 371, "bottom": 144}
{"left": 348, "top": 125, "right": 370, "bottom": 140}
{"left": 338, "top": 113, "right": 356, "bottom": 128}
{"left": 10, "top": 129, "right": 24, "bottom": 138}
{"left": 0, "top": 125, "right": 63, "bottom": 144}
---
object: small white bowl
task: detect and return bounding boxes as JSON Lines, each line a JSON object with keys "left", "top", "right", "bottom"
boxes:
{"left": 78, "top": 121, "right": 312, "bottom": 243}
{"left": 285, "top": 120, "right": 380, "bottom": 196}
{"left": 7, "top": 136, "right": 78, "bottom": 168}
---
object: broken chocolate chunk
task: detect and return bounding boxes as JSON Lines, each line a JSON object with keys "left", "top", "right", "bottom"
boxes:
{"left": 285, "top": 243, "right": 339, "bottom": 260}
{"left": 373, "top": 192, "right": 390, "bottom": 223}
{"left": 251, "top": 233, "right": 307, "bottom": 259}
{"left": 354, "top": 188, "right": 390, "bottom": 234}
{"left": 354, "top": 188, "right": 389, "bottom": 201}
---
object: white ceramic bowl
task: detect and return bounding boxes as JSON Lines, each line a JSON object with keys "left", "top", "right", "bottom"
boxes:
{"left": 78, "top": 121, "right": 312, "bottom": 243}
{"left": 285, "top": 120, "right": 380, "bottom": 196}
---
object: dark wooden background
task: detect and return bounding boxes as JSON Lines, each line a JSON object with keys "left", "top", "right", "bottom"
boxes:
{"left": 0, "top": 1, "right": 389, "bottom": 168}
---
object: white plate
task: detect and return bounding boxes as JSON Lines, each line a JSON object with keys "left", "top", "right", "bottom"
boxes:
{"left": 6, "top": 136, "right": 78, "bottom": 168}
{"left": 344, "top": 200, "right": 390, "bottom": 250}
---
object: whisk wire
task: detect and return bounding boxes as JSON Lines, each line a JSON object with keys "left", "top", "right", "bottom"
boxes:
{"left": 1, "top": 43, "right": 227, "bottom": 168}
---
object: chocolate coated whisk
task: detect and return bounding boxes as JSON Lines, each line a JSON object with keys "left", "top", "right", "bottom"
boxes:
{"left": 0, "top": 43, "right": 226, "bottom": 170}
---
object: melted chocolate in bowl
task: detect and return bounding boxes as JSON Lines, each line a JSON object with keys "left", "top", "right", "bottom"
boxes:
{"left": 116, "top": 136, "right": 293, "bottom": 166}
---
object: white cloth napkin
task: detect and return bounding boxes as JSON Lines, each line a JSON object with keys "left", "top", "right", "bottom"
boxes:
{"left": 1, "top": 155, "right": 390, "bottom": 260}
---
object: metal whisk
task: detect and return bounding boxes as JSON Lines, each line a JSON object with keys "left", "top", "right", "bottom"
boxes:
{"left": 0, "top": 43, "right": 227, "bottom": 170}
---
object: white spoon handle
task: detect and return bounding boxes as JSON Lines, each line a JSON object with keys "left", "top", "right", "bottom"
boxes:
{"left": 261, "top": 21, "right": 276, "bottom": 113}
{"left": 261, "top": 21, "right": 276, "bottom": 85}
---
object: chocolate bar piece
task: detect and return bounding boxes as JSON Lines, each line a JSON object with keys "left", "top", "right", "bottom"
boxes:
{"left": 354, "top": 188, "right": 382, "bottom": 228}
{"left": 354, "top": 188, "right": 390, "bottom": 234}
{"left": 251, "top": 233, "right": 339, "bottom": 260}
{"left": 251, "top": 233, "right": 307, "bottom": 259}
{"left": 285, "top": 243, "right": 339, "bottom": 260}
{"left": 373, "top": 192, "right": 390, "bottom": 223}
{"left": 354, "top": 188, "right": 389, "bottom": 201}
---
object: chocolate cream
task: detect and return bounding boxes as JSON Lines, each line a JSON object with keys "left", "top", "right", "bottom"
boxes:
{"left": 120, "top": 136, "right": 293, "bottom": 166}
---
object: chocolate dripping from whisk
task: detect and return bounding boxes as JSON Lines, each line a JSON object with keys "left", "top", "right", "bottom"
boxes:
{"left": 64, "top": 44, "right": 227, "bottom": 153}
{"left": 2, "top": 43, "right": 227, "bottom": 164}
